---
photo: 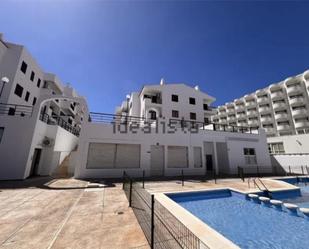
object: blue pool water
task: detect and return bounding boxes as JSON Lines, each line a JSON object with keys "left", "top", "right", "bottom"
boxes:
{"left": 278, "top": 177, "right": 309, "bottom": 208}
{"left": 169, "top": 190, "right": 309, "bottom": 249}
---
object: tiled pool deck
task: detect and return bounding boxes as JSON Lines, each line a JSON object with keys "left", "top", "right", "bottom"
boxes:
{"left": 0, "top": 176, "right": 296, "bottom": 249}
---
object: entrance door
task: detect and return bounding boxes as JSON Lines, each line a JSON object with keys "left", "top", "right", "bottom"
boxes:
{"left": 150, "top": 145, "right": 164, "bottom": 176}
{"left": 30, "top": 148, "right": 42, "bottom": 177}
{"left": 206, "top": 154, "right": 213, "bottom": 171}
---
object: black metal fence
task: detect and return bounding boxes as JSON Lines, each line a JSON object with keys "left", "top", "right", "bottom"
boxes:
{"left": 123, "top": 172, "right": 207, "bottom": 249}
{"left": 237, "top": 165, "right": 309, "bottom": 181}
{"left": 39, "top": 113, "right": 80, "bottom": 136}
{"left": 0, "top": 103, "right": 33, "bottom": 117}
{"left": 89, "top": 112, "right": 259, "bottom": 135}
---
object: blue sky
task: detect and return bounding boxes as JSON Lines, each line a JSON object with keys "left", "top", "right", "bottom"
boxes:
{"left": 1, "top": 0, "right": 309, "bottom": 113}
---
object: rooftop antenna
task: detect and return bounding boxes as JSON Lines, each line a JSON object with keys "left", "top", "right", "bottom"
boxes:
{"left": 160, "top": 78, "right": 164, "bottom": 85}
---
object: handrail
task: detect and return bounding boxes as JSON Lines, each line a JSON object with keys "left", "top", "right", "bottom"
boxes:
{"left": 0, "top": 103, "right": 33, "bottom": 117}
{"left": 253, "top": 178, "right": 269, "bottom": 192}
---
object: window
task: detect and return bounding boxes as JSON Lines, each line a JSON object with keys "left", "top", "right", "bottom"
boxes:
{"left": 190, "top": 112, "right": 196, "bottom": 120}
{"left": 189, "top": 97, "right": 196, "bottom": 105}
{"left": 0, "top": 127, "right": 4, "bottom": 143}
{"left": 20, "top": 61, "right": 27, "bottom": 74}
{"left": 203, "top": 103, "right": 209, "bottom": 110}
{"left": 25, "top": 91, "right": 30, "bottom": 102}
{"left": 204, "top": 117, "right": 209, "bottom": 124}
{"left": 32, "top": 97, "right": 37, "bottom": 106}
{"left": 30, "top": 71, "right": 35, "bottom": 81}
{"left": 171, "top": 94, "right": 178, "bottom": 102}
{"left": 37, "top": 78, "right": 41, "bottom": 88}
{"left": 243, "top": 148, "right": 257, "bottom": 165}
{"left": 268, "top": 143, "right": 285, "bottom": 154}
{"left": 149, "top": 110, "right": 156, "bottom": 120}
{"left": 14, "top": 84, "right": 23, "bottom": 97}
{"left": 172, "top": 110, "right": 179, "bottom": 118}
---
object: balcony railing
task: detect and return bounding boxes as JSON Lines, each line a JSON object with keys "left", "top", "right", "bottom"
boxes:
{"left": 0, "top": 103, "right": 33, "bottom": 117}
{"left": 39, "top": 113, "right": 80, "bottom": 136}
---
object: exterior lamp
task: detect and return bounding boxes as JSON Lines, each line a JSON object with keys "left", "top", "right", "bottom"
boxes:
{"left": 0, "top": 76, "right": 9, "bottom": 99}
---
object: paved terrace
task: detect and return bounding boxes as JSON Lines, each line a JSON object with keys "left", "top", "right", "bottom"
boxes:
{"left": 0, "top": 177, "right": 295, "bottom": 249}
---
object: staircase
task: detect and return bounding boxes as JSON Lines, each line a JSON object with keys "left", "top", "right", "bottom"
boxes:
{"left": 52, "top": 154, "right": 72, "bottom": 178}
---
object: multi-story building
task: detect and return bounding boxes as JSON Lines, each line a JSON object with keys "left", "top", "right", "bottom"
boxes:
{"left": 74, "top": 81, "right": 271, "bottom": 179}
{"left": 0, "top": 34, "right": 88, "bottom": 180}
{"left": 212, "top": 69, "right": 309, "bottom": 155}
{"left": 115, "top": 80, "right": 217, "bottom": 124}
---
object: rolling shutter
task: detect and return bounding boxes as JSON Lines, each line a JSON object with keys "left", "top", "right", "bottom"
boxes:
{"left": 86, "top": 143, "right": 116, "bottom": 169}
{"left": 115, "top": 144, "right": 140, "bottom": 168}
{"left": 167, "top": 146, "right": 188, "bottom": 168}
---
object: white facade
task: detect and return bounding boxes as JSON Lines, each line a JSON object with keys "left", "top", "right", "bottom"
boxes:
{"left": 212, "top": 69, "right": 309, "bottom": 154}
{"left": 0, "top": 34, "right": 88, "bottom": 180}
{"left": 75, "top": 83, "right": 271, "bottom": 178}
{"left": 116, "top": 81, "right": 217, "bottom": 124}
{"left": 213, "top": 69, "right": 309, "bottom": 137}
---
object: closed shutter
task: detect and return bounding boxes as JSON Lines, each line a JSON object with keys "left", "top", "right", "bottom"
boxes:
{"left": 167, "top": 146, "right": 188, "bottom": 168}
{"left": 86, "top": 143, "right": 116, "bottom": 169}
{"left": 193, "top": 147, "right": 202, "bottom": 168}
{"left": 115, "top": 144, "right": 140, "bottom": 168}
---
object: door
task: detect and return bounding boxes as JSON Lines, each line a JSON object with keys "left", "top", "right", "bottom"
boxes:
{"left": 30, "top": 148, "right": 42, "bottom": 177}
{"left": 150, "top": 145, "right": 164, "bottom": 176}
{"left": 206, "top": 154, "right": 213, "bottom": 171}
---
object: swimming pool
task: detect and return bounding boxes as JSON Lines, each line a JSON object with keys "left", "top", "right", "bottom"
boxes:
{"left": 277, "top": 177, "right": 309, "bottom": 208}
{"left": 168, "top": 189, "right": 309, "bottom": 249}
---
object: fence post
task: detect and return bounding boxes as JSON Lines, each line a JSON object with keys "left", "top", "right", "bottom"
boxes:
{"left": 122, "top": 171, "right": 125, "bottom": 190}
{"left": 306, "top": 166, "right": 309, "bottom": 175}
{"left": 142, "top": 170, "right": 145, "bottom": 188}
{"left": 181, "top": 169, "right": 184, "bottom": 187}
{"left": 213, "top": 169, "right": 217, "bottom": 184}
{"left": 151, "top": 195, "right": 155, "bottom": 249}
{"left": 257, "top": 166, "right": 260, "bottom": 177}
{"left": 301, "top": 166, "right": 304, "bottom": 175}
{"left": 129, "top": 179, "right": 133, "bottom": 207}
{"left": 289, "top": 166, "right": 291, "bottom": 175}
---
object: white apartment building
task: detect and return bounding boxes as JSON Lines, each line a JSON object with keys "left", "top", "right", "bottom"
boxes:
{"left": 212, "top": 69, "right": 309, "bottom": 156}
{"left": 0, "top": 34, "right": 88, "bottom": 180}
{"left": 115, "top": 80, "right": 216, "bottom": 124}
{"left": 74, "top": 81, "right": 271, "bottom": 179}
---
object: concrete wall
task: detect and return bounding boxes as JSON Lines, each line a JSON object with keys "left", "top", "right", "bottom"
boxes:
{"left": 271, "top": 154, "right": 309, "bottom": 174}
{"left": 267, "top": 133, "right": 309, "bottom": 154}
{"left": 74, "top": 123, "right": 271, "bottom": 179}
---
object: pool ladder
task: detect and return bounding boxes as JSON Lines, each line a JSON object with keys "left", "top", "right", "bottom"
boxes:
{"left": 248, "top": 178, "right": 271, "bottom": 197}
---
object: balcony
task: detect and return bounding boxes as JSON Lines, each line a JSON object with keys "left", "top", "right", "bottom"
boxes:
{"left": 218, "top": 112, "right": 227, "bottom": 117}
{"left": 245, "top": 101, "right": 256, "bottom": 108}
{"left": 272, "top": 102, "right": 286, "bottom": 110}
{"left": 286, "top": 85, "right": 302, "bottom": 95}
{"left": 227, "top": 108, "right": 235, "bottom": 114}
{"left": 248, "top": 120, "right": 259, "bottom": 126}
{"left": 237, "top": 113, "right": 247, "bottom": 120}
{"left": 235, "top": 105, "right": 245, "bottom": 112}
{"left": 277, "top": 124, "right": 291, "bottom": 131}
{"left": 257, "top": 97, "right": 270, "bottom": 104}
{"left": 227, "top": 116, "right": 236, "bottom": 122}
{"left": 292, "top": 108, "right": 308, "bottom": 118}
{"left": 259, "top": 106, "right": 271, "bottom": 114}
{"left": 247, "top": 110, "right": 258, "bottom": 117}
{"left": 289, "top": 96, "right": 305, "bottom": 106}
{"left": 295, "top": 120, "right": 309, "bottom": 129}
{"left": 264, "top": 127, "right": 276, "bottom": 135}
{"left": 274, "top": 113, "right": 288, "bottom": 121}
{"left": 270, "top": 91, "right": 285, "bottom": 100}
{"left": 260, "top": 116, "right": 273, "bottom": 123}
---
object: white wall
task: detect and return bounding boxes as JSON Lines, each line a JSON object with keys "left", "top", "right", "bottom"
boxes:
{"left": 267, "top": 133, "right": 309, "bottom": 154}
{"left": 74, "top": 122, "right": 271, "bottom": 179}
{"left": 271, "top": 155, "right": 309, "bottom": 174}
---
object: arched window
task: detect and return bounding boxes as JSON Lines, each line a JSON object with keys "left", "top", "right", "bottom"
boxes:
{"left": 149, "top": 110, "right": 157, "bottom": 120}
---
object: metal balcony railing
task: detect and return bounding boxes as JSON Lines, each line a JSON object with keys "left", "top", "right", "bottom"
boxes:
{"left": 0, "top": 103, "right": 33, "bottom": 117}
{"left": 39, "top": 113, "right": 80, "bottom": 136}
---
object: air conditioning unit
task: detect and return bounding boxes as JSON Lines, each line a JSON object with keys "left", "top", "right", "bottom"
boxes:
{"left": 42, "top": 136, "right": 54, "bottom": 147}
